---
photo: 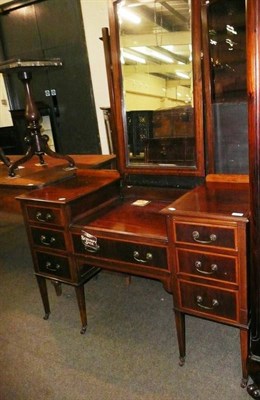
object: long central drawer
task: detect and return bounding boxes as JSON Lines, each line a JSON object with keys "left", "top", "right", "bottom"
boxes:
{"left": 72, "top": 231, "right": 168, "bottom": 269}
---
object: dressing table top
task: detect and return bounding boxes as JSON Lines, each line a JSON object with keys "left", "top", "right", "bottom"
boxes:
{"left": 162, "top": 182, "right": 250, "bottom": 222}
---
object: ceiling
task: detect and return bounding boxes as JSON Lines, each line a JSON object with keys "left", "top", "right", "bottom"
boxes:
{"left": 119, "top": 0, "right": 192, "bottom": 82}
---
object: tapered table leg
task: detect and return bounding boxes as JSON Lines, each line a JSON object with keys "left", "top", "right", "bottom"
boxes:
{"left": 75, "top": 285, "right": 87, "bottom": 334}
{"left": 174, "top": 310, "right": 186, "bottom": 366}
{"left": 36, "top": 275, "right": 51, "bottom": 320}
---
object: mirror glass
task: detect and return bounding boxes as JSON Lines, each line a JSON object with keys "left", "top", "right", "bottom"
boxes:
{"left": 117, "top": 0, "right": 196, "bottom": 168}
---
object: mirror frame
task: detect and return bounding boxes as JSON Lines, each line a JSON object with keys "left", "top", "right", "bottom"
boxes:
{"left": 108, "top": 0, "right": 205, "bottom": 177}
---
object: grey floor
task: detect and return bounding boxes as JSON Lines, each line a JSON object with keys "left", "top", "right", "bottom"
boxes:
{"left": 0, "top": 211, "right": 252, "bottom": 399}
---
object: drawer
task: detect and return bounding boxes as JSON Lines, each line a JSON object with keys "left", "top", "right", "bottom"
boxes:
{"left": 174, "top": 222, "right": 236, "bottom": 250}
{"left": 72, "top": 232, "right": 168, "bottom": 269}
{"left": 179, "top": 281, "right": 237, "bottom": 322}
{"left": 35, "top": 251, "right": 71, "bottom": 280}
{"left": 176, "top": 249, "right": 237, "bottom": 283}
{"left": 26, "top": 205, "right": 62, "bottom": 226}
{"left": 31, "top": 227, "right": 66, "bottom": 250}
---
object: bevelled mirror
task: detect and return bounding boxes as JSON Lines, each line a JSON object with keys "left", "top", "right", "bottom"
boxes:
{"left": 108, "top": 0, "right": 205, "bottom": 176}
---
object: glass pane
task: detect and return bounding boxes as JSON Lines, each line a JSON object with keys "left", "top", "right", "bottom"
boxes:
{"left": 208, "top": 0, "right": 246, "bottom": 102}
{"left": 117, "top": 0, "right": 195, "bottom": 167}
{"left": 207, "top": 0, "right": 248, "bottom": 174}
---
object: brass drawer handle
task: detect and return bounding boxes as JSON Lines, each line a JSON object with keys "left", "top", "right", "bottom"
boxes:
{"left": 133, "top": 251, "right": 153, "bottom": 263}
{"left": 40, "top": 235, "right": 56, "bottom": 246}
{"left": 196, "top": 295, "right": 219, "bottom": 310}
{"left": 192, "top": 231, "right": 217, "bottom": 245}
{"left": 36, "top": 211, "right": 53, "bottom": 223}
{"left": 195, "top": 261, "right": 218, "bottom": 275}
{"left": 83, "top": 244, "right": 100, "bottom": 253}
{"left": 45, "top": 261, "right": 61, "bottom": 272}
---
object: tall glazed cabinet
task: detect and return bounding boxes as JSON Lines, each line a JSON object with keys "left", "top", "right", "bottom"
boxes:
{"left": 246, "top": 0, "right": 260, "bottom": 398}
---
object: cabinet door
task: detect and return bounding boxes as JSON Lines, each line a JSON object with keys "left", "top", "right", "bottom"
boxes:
{"left": 0, "top": 0, "right": 100, "bottom": 154}
{"left": 202, "top": 0, "right": 247, "bottom": 174}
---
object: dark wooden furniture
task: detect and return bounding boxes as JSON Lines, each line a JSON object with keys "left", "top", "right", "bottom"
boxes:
{"left": 16, "top": 169, "right": 121, "bottom": 333}
{"left": 0, "top": 1, "right": 101, "bottom": 155}
{"left": 70, "top": 185, "right": 185, "bottom": 294}
{"left": 0, "top": 60, "right": 75, "bottom": 177}
{"left": 163, "top": 178, "right": 250, "bottom": 387}
{"left": 144, "top": 137, "right": 195, "bottom": 165}
{"left": 16, "top": 170, "right": 250, "bottom": 385}
{"left": 0, "top": 154, "right": 116, "bottom": 213}
{"left": 0, "top": 126, "right": 21, "bottom": 155}
{"left": 126, "top": 110, "right": 153, "bottom": 156}
{"left": 108, "top": 0, "right": 205, "bottom": 178}
{"left": 9, "top": 0, "right": 260, "bottom": 396}
{"left": 16, "top": 169, "right": 187, "bottom": 334}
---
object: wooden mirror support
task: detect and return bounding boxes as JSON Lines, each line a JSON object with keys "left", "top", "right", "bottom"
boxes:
{"left": 107, "top": 0, "right": 205, "bottom": 178}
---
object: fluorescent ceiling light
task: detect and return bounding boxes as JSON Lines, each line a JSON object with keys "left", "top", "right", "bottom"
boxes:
{"left": 131, "top": 46, "right": 174, "bottom": 63}
{"left": 118, "top": 7, "right": 141, "bottom": 24}
{"left": 176, "top": 72, "right": 190, "bottom": 79}
{"left": 121, "top": 50, "right": 146, "bottom": 64}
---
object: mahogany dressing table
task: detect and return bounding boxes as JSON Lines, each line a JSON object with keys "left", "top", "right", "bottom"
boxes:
{"left": 10, "top": 0, "right": 256, "bottom": 394}
{"left": 16, "top": 170, "right": 250, "bottom": 387}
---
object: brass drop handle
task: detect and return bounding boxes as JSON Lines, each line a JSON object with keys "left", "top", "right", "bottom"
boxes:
{"left": 195, "top": 261, "right": 218, "bottom": 275}
{"left": 40, "top": 235, "right": 56, "bottom": 246}
{"left": 192, "top": 231, "right": 217, "bottom": 244}
{"left": 45, "top": 261, "right": 61, "bottom": 272}
{"left": 83, "top": 244, "right": 100, "bottom": 253}
{"left": 36, "top": 211, "right": 53, "bottom": 223}
{"left": 133, "top": 251, "right": 153, "bottom": 263}
{"left": 196, "top": 295, "right": 219, "bottom": 310}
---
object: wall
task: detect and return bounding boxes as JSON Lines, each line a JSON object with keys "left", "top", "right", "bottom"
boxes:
{"left": 0, "top": 74, "right": 12, "bottom": 127}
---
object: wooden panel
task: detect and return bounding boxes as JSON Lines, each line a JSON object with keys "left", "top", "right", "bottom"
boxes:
{"left": 72, "top": 234, "right": 168, "bottom": 269}
{"left": 26, "top": 205, "right": 63, "bottom": 226}
{"left": 144, "top": 137, "right": 195, "bottom": 165}
{"left": 36, "top": 0, "right": 83, "bottom": 48}
{"left": 174, "top": 222, "right": 236, "bottom": 250}
{"left": 31, "top": 227, "right": 66, "bottom": 250}
{"left": 179, "top": 280, "right": 238, "bottom": 322}
{"left": 35, "top": 251, "right": 71, "bottom": 279}
{"left": 176, "top": 248, "right": 237, "bottom": 283}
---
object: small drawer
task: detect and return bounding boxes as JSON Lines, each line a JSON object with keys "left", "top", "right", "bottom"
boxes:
{"left": 35, "top": 251, "right": 71, "bottom": 279}
{"left": 26, "top": 206, "right": 62, "bottom": 226}
{"left": 31, "top": 227, "right": 66, "bottom": 250}
{"left": 179, "top": 281, "right": 237, "bottom": 322}
{"left": 176, "top": 249, "right": 237, "bottom": 283}
{"left": 72, "top": 233, "right": 168, "bottom": 269}
{"left": 174, "top": 222, "right": 236, "bottom": 250}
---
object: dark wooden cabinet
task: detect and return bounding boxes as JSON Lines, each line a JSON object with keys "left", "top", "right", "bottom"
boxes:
{"left": 144, "top": 137, "right": 195, "bottom": 165}
{"left": 17, "top": 169, "right": 121, "bottom": 333}
{"left": 70, "top": 196, "right": 173, "bottom": 292}
{"left": 10, "top": 0, "right": 260, "bottom": 396}
{"left": 163, "top": 179, "right": 249, "bottom": 386}
{"left": 16, "top": 165, "right": 250, "bottom": 387}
